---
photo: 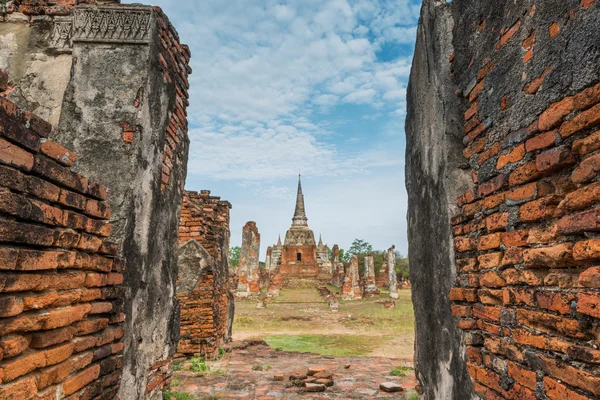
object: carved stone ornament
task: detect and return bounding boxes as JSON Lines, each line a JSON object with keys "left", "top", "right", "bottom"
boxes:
{"left": 49, "top": 16, "right": 73, "bottom": 49}
{"left": 72, "top": 6, "right": 152, "bottom": 44}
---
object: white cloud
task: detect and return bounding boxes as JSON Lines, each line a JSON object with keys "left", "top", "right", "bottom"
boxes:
{"left": 342, "top": 88, "right": 377, "bottom": 104}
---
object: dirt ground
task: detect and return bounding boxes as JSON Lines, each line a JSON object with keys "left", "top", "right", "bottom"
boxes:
{"left": 233, "top": 287, "right": 415, "bottom": 359}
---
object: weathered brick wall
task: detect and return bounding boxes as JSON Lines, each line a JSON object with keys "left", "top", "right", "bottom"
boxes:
{"left": 177, "top": 190, "right": 232, "bottom": 359}
{"left": 0, "top": 98, "right": 124, "bottom": 399}
{"left": 449, "top": 1, "right": 600, "bottom": 398}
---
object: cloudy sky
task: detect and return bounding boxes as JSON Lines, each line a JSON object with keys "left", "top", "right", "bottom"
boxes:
{"left": 128, "top": 0, "right": 422, "bottom": 257}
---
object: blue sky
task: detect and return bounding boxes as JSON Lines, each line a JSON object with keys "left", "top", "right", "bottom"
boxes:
{"left": 126, "top": 0, "right": 422, "bottom": 257}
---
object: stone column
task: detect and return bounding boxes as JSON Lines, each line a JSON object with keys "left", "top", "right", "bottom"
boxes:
{"left": 388, "top": 246, "right": 399, "bottom": 299}
{"left": 342, "top": 254, "right": 362, "bottom": 300}
{"left": 330, "top": 244, "right": 344, "bottom": 287}
{"left": 376, "top": 262, "right": 389, "bottom": 288}
{"left": 266, "top": 246, "right": 272, "bottom": 271}
{"left": 363, "top": 254, "right": 378, "bottom": 296}
{"left": 237, "top": 221, "right": 261, "bottom": 296}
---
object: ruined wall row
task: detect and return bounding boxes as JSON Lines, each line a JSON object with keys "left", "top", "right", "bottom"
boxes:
{"left": 177, "top": 190, "right": 232, "bottom": 359}
{"left": 448, "top": 0, "right": 600, "bottom": 399}
{"left": 0, "top": 98, "right": 124, "bottom": 400}
{"left": 0, "top": 3, "right": 192, "bottom": 399}
{"left": 405, "top": 0, "right": 476, "bottom": 398}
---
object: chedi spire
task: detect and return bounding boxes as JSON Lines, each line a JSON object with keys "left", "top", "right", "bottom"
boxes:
{"left": 292, "top": 174, "right": 308, "bottom": 226}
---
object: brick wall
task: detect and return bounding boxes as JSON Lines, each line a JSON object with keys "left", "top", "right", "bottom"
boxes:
{"left": 177, "top": 190, "right": 231, "bottom": 359}
{"left": 450, "top": 1, "right": 600, "bottom": 398}
{"left": 0, "top": 97, "right": 124, "bottom": 399}
{"left": 153, "top": 7, "right": 191, "bottom": 192}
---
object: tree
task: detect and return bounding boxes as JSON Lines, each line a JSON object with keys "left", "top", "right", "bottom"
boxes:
{"left": 229, "top": 246, "right": 241, "bottom": 268}
{"left": 395, "top": 251, "right": 409, "bottom": 280}
{"left": 347, "top": 239, "right": 373, "bottom": 256}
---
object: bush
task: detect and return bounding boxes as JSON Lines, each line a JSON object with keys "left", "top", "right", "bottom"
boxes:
{"left": 190, "top": 357, "right": 210, "bottom": 373}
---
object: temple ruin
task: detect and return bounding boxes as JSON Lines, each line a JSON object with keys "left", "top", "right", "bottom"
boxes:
{"left": 236, "top": 221, "right": 261, "bottom": 297}
{"left": 407, "top": 0, "right": 600, "bottom": 398}
{"left": 266, "top": 176, "right": 333, "bottom": 290}
{"left": 176, "top": 190, "right": 233, "bottom": 359}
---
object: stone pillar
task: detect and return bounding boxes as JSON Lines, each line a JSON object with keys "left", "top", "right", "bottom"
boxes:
{"left": 376, "top": 262, "right": 389, "bottom": 288}
{"left": 265, "top": 246, "right": 272, "bottom": 271}
{"left": 329, "top": 244, "right": 345, "bottom": 287}
{"left": 388, "top": 246, "right": 399, "bottom": 299}
{"left": 363, "top": 254, "right": 378, "bottom": 296}
{"left": 237, "top": 221, "right": 261, "bottom": 296}
{"left": 341, "top": 254, "right": 362, "bottom": 300}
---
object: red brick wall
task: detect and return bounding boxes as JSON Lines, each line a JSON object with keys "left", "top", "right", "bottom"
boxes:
{"left": 177, "top": 190, "right": 231, "bottom": 359}
{"left": 450, "top": 1, "right": 600, "bottom": 398}
{"left": 153, "top": 7, "right": 192, "bottom": 192}
{"left": 0, "top": 98, "right": 124, "bottom": 399}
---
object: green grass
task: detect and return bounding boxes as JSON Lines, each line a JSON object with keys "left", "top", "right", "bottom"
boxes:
{"left": 275, "top": 287, "right": 324, "bottom": 302}
{"left": 390, "top": 365, "right": 413, "bottom": 377}
{"left": 264, "top": 334, "right": 383, "bottom": 356}
{"left": 162, "top": 389, "right": 196, "bottom": 400}
{"left": 407, "top": 392, "right": 420, "bottom": 400}
{"left": 189, "top": 357, "right": 210, "bottom": 373}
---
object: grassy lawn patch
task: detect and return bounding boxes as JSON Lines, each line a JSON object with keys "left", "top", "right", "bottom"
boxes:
{"left": 264, "top": 334, "right": 385, "bottom": 356}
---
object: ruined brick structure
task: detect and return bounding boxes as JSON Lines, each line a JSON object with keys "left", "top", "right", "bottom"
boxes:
{"left": 0, "top": 98, "right": 124, "bottom": 399}
{"left": 176, "top": 190, "right": 232, "bottom": 359}
{"left": 267, "top": 176, "right": 332, "bottom": 290}
{"left": 376, "top": 262, "right": 389, "bottom": 288}
{"left": 363, "top": 254, "right": 378, "bottom": 296}
{"left": 329, "top": 244, "right": 345, "bottom": 287}
{"left": 387, "top": 246, "right": 398, "bottom": 299}
{"left": 1, "top": 1, "right": 191, "bottom": 398}
{"left": 236, "top": 221, "right": 261, "bottom": 297}
{"left": 341, "top": 255, "right": 362, "bottom": 300}
{"left": 407, "top": 0, "right": 600, "bottom": 398}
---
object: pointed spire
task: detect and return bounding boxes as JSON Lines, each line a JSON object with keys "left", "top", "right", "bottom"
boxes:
{"left": 277, "top": 234, "right": 282, "bottom": 246}
{"left": 292, "top": 174, "right": 308, "bottom": 226}
{"left": 318, "top": 234, "right": 323, "bottom": 246}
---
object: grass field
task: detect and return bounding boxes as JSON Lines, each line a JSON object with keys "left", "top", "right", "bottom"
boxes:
{"left": 233, "top": 287, "right": 415, "bottom": 359}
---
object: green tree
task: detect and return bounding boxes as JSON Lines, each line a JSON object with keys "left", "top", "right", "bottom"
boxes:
{"left": 395, "top": 251, "right": 410, "bottom": 280}
{"left": 229, "top": 246, "right": 241, "bottom": 268}
{"left": 347, "top": 239, "right": 374, "bottom": 275}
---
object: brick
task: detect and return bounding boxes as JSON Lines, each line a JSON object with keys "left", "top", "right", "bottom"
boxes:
{"left": 524, "top": 65, "right": 553, "bottom": 95}
{"left": 0, "top": 113, "right": 41, "bottom": 152}
{"left": 512, "top": 328, "right": 569, "bottom": 353}
{"left": 483, "top": 192, "right": 505, "bottom": 209}
{"left": 518, "top": 309, "right": 589, "bottom": 339}
{"left": 558, "top": 181, "right": 600, "bottom": 212}
{"left": 536, "top": 291, "right": 575, "bottom": 314}
{"left": 486, "top": 212, "right": 509, "bottom": 232}
{"left": 520, "top": 195, "right": 562, "bottom": 223}
{"left": 503, "top": 287, "right": 536, "bottom": 306}
{"left": 0, "top": 220, "right": 55, "bottom": 246}
{"left": 480, "top": 271, "right": 506, "bottom": 288}
{"left": 477, "top": 60, "right": 496, "bottom": 81}
{"left": 0, "top": 295, "right": 24, "bottom": 317}
{"left": 477, "top": 175, "right": 506, "bottom": 197}
{"left": 501, "top": 230, "right": 528, "bottom": 247}
{"left": 572, "top": 153, "right": 600, "bottom": 183}
{"left": 449, "top": 287, "right": 477, "bottom": 302}
{"left": 454, "top": 237, "right": 476, "bottom": 252}
{"left": 523, "top": 243, "right": 576, "bottom": 268}
{"left": 539, "top": 97, "right": 575, "bottom": 131}
{"left": 567, "top": 345, "right": 600, "bottom": 364}
{"left": 472, "top": 304, "right": 502, "bottom": 322}
{"left": 22, "top": 111, "right": 52, "bottom": 138}
{"left": 507, "top": 362, "right": 536, "bottom": 390}
{"left": 579, "top": 266, "right": 600, "bottom": 288}
{"left": 573, "top": 129, "right": 600, "bottom": 155}
{"left": 39, "top": 139, "right": 77, "bottom": 167}
{"left": 62, "top": 364, "right": 101, "bottom": 396}
{"left": 71, "top": 318, "right": 109, "bottom": 336}
{"left": 43, "top": 304, "right": 92, "bottom": 330}
{"left": 497, "top": 144, "right": 525, "bottom": 169}
{"left": 498, "top": 20, "right": 521, "bottom": 48}
{"left": 477, "top": 142, "right": 501, "bottom": 166}
{"left": 478, "top": 252, "right": 503, "bottom": 270}
{"left": 528, "top": 223, "right": 558, "bottom": 245}
{"left": 477, "top": 289, "right": 503, "bottom": 305}
{"left": 0, "top": 342, "right": 74, "bottom": 382}
{"left": 464, "top": 137, "right": 485, "bottom": 158}
{"left": 32, "top": 155, "right": 88, "bottom": 196}
{"left": 30, "top": 327, "right": 74, "bottom": 349}
{"left": 85, "top": 199, "right": 110, "bottom": 219}
{"left": 557, "top": 207, "right": 600, "bottom": 235}
{"left": 509, "top": 162, "right": 542, "bottom": 186}
{"left": 544, "top": 377, "right": 590, "bottom": 400}
{"left": 484, "top": 336, "right": 525, "bottom": 363}
{"left": 548, "top": 22, "right": 560, "bottom": 37}
{"left": 37, "top": 352, "right": 93, "bottom": 390}
{"left": 539, "top": 355, "right": 600, "bottom": 395}
{"left": 574, "top": 81, "right": 600, "bottom": 110}
{"left": 0, "top": 138, "right": 34, "bottom": 171}
{"left": 526, "top": 130, "right": 558, "bottom": 152}
{"left": 451, "top": 304, "right": 471, "bottom": 318}
{"left": 573, "top": 239, "right": 600, "bottom": 260}
{"left": 560, "top": 103, "right": 600, "bottom": 138}
{"left": 0, "top": 334, "right": 31, "bottom": 358}
{"left": 536, "top": 146, "right": 575, "bottom": 173}
{"left": 577, "top": 291, "right": 600, "bottom": 319}
{"left": 478, "top": 233, "right": 502, "bottom": 250}
{"left": 0, "top": 376, "right": 37, "bottom": 400}
{"left": 502, "top": 250, "right": 525, "bottom": 267}
{"left": 505, "top": 182, "right": 537, "bottom": 205}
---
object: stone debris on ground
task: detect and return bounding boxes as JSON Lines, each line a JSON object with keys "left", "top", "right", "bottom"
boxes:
{"left": 171, "top": 341, "right": 416, "bottom": 399}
